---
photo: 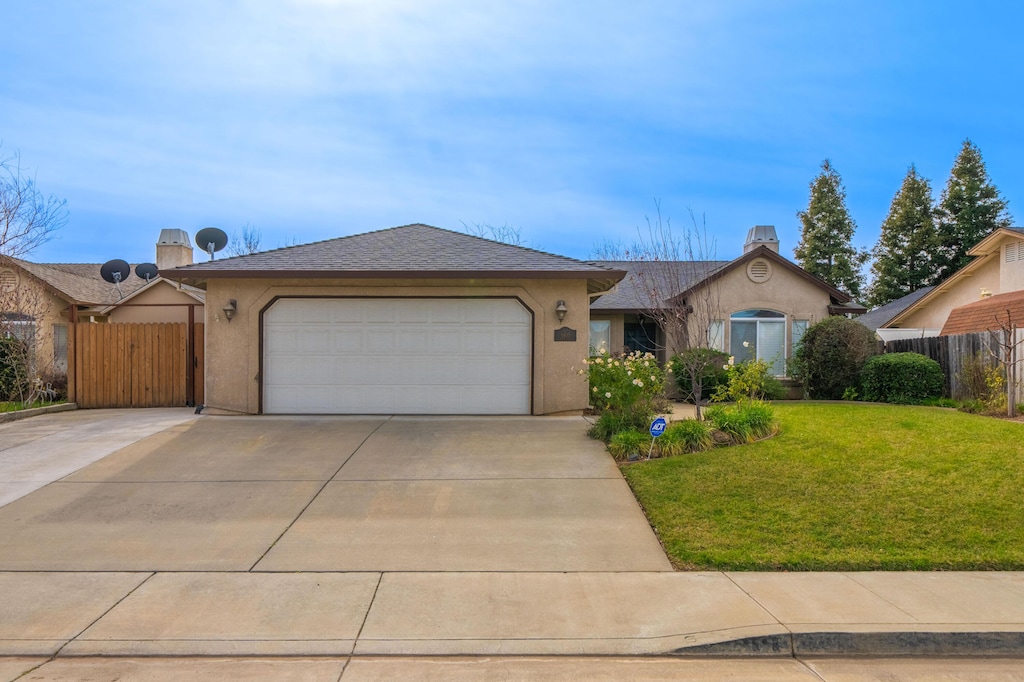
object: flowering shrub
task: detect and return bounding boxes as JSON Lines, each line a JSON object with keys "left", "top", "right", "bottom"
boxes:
{"left": 583, "top": 350, "right": 666, "bottom": 441}
{"left": 712, "top": 358, "right": 784, "bottom": 403}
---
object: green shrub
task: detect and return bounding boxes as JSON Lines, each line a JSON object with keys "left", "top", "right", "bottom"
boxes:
{"left": 585, "top": 350, "right": 666, "bottom": 441}
{"left": 712, "top": 359, "right": 785, "bottom": 403}
{"left": 608, "top": 429, "right": 651, "bottom": 460}
{"left": 737, "top": 400, "right": 776, "bottom": 437}
{"left": 705, "top": 400, "right": 778, "bottom": 444}
{"left": 0, "top": 337, "right": 29, "bottom": 402}
{"left": 861, "top": 352, "right": 944, "bottom": 404}
{"left": 658, "top": 419, "right": 714, "bottom": 456}
{"left": 669, "top": 348, "right": 730, "bottom": 403}
{"left": 587, "top": 411, "right": 649, "bottom": 443}
{"left": 705, "top": 404, "right": 753, "bottom": 443}
{"left": 792, "top": 317, "right": 879, "bottom": 400}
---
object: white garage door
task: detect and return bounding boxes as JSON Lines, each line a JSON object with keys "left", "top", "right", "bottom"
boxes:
{"left": 263, "top": 298, "right": 532, "bottom": 414}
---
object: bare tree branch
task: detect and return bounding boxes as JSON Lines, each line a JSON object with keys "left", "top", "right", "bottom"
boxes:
{"left": 227, "top": 222, "right": 263, "bottom": 256}
{"left": 0, "top": 149, "right": 68, "bottom": 258}
{"left": 461, "top": 221, "right": 527, "bottom": 247}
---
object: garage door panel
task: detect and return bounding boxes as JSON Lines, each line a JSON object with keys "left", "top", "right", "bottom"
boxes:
{"left": 264, "top": 298, "right": 531, "bottom": 414}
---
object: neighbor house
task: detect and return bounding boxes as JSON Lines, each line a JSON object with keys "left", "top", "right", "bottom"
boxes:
{"left": 0, "top": 228, "right": 205, "bottom": 378}
{"left": 161, "top": 223, "right": 625, "bottom": 416}
{"left": 879, "top": 227, "right": 1024, "bottom": 338}
{"left": 589, "top": 226, "right": 864, "bottom": 376}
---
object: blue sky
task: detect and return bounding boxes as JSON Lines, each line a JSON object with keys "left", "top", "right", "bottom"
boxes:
{"left": 2, "top": 1, "right": 1020, "bottom": 268}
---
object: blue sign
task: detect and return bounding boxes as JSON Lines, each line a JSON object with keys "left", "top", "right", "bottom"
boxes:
{"left": 649, "top": 417, "right": 668, "bottom": 438}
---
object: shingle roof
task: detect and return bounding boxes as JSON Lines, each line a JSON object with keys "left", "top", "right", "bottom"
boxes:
{"left": 10, "top": 259, "right": 151, "bottom": 306}
{"left": 854, "top": 287, "right": 935, "bottom": 330}
{"left": 589, "top": 260, "right": 730, "bottom": 311}
{"left": 164, "top": 223, "right": 622, "bottom": 279}
{"left": 940, "top": 290, "right": 1024, "bottom": 336}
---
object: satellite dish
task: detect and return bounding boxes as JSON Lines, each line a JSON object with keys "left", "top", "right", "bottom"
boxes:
{"left": 100, "top": 259, "right": 131, "bottom": 284}
{"left": 100, "top": 259, "right": 131, "bottom": 300}
{"left": 195, "top": 227, "right": 228, "bottom": 260}
{"left": 135, "top": 263, "right": 159, "bottom": 282}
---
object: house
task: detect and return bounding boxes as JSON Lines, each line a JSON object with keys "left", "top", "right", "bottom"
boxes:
{"left": 160, "top": 223, "right": 625, "bottom": 416}
{"left": 0, "top": 229, "right": 206, "bottom": 378}
{"left": 852, "top": 287, "right": 935, "bottom": 341}
{"left": 589, "top": 226, "right": 864, "bottom": 375}
{"left": 940, "top": 290, "right": 1024, "bottom": 336}
{"left": 880, "top": 227, "right": 1024, "bottom": 338}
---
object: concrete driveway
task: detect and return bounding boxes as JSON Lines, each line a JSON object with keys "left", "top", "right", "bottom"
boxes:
{"left": 0, "top": 414, "right": 671, "bottom": 572}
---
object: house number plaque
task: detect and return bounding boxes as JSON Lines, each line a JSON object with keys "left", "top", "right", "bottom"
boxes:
{"left": 553, "top": 327, "right": 577, "bottom": 342}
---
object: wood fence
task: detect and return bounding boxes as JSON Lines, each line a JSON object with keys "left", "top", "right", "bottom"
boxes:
{"left": 68, "top": 322, "right": 204, "bottom": 408}
{"left": 884, "top": 330, "right": 1024, "bottom": 401}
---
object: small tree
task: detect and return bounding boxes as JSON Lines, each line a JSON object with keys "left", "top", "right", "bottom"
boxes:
{"left": 984, "top": 310, "right": 1024, "bottom": 417}
{"left": 794, "top": 159, "right": 869, "bottom": 298}
{"left": 0, "top": 150, "right": 67, "bottom": 405}
{"left": 868, "top": 165, "right": 939, "bottom": 308}
{"left": 592, "top": 203, "right": 723, "bottom": 418}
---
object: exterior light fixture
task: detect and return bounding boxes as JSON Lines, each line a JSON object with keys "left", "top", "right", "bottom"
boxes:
{"left": 222, "top": 299, "right": 237, "bottom": 322}
{"left": 555, "top": 300, "right": 568, "bottom": 322}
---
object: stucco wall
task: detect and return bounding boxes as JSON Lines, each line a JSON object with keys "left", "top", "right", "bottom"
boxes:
{"left": 108, "top": 282, "right": 204, "bottom": 323}
{"left": 897, "top": 256, "right": 1001, "bottom": 330}
{"left": 0, "top": 270, "right": 68, "bottom": 378}
{"left": 673, "top": 260, "right": 834, "bottom": 360}
{"left": 1001, "top": 238, "right": 1024, "bottom": 293}
{"left": 202, "top": 277, "right": 592, "bottom": 415}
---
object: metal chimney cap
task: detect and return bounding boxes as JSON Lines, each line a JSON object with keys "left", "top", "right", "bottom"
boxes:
{"left": 157, "top": 228, "right": 192, "bottom": 247}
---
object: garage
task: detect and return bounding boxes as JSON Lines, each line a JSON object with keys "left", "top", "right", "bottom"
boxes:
{"left": 262, "top": 297, "right": 532, "bottom": 414}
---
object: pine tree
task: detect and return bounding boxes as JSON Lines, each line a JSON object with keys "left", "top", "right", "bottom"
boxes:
{"left": 794, "top": 159, "right": 868, "bottom": 298}
{"left": 931, "top": 139, "right": 1012, "bottom": 282}
{"left": 868, "top": 165, "right": 939, "bottom": 308}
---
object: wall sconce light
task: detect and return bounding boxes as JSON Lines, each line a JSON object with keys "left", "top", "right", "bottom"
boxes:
{"left": 222, "top": 299, "right": 237, "bottom": 322}
{"left": 555, "top": 300, "right": 568, "bottom": 322}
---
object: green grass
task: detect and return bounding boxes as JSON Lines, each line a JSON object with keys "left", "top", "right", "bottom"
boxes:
{"left": 622, "top": 402, "right": 1024, "bottom": 571}
{"left": 0, "top": 399, "right": 65, "bottom": 413}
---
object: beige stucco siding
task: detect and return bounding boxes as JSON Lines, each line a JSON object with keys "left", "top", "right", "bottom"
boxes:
{"left": 674, "top": 262, "right": 833, "bottom": 359}
{"left": 0, "top": 273, "right": 68, "bottom": 378}
{"left": 108, "top": 282, "right": 204, "bottom": 323}
{"left": 896, "top": 256, "right": 1001, "bottom": 330}
{"left": 1001, "top": 238, "right": 1024, "bottom": 293}
{"left": 202, "top": 277, "right": 592, "bottom": 415}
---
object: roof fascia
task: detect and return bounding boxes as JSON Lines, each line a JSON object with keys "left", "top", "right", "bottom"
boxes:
{"left": 885, "top": 253, "right": 993, "bottom": 326}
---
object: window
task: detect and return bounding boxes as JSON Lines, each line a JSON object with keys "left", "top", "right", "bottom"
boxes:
{"left": 791, "top": 320, "right": 809, "bottom": 353}
{"left": 589, "top": 320, "right": 611, "bottom": 355}
{"left": 624, "top": 321, "right": 657, "bottom": 355}
{"left": 53, "top": 324, "right": 68, "bottom": 373}
{"left": 730, "top": 309, "right": 786, "bottom": 376}
{"left": 708, "top": 320, "right": 725, "bottom": 351}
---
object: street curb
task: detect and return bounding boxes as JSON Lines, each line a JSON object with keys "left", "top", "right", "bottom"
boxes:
{"left": 0, "top": 403, "right": 77, "bottom": 424}
{"left": 671, "top": 631, "right": 1024, "bottom": 657}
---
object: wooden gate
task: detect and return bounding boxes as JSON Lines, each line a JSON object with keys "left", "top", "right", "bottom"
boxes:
{"left": 67, "top": 322, "right": 205, "bottom": 408}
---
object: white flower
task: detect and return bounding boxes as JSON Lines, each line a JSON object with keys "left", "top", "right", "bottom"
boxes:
{"left": 605, "top": 392, "right": 612, "bottom": 398}
{"left": 728, "top": 356, "right": 735, "bottom": 365}
{"left": 644, "top": 361, "right": 650, "bottom": 367}
{"left": 637, "top": 380, "right": 644, "bottom": 387}
{"left": 627, "top": 370, "right": 633, "bottom": 376}
{"left": 742, "top": 341, "right": 750, "bottom": 348}
{"left": 592, "top": 387, "right": 598, "bottom": 392}
{"left": 723, "top": 364, "right": 729, "bottom": 370}
{"left": 650, "top": 375, "right": 656, "bottom": 381}
{"left": 631, "top": 379, "right": 639, "bottom": 386}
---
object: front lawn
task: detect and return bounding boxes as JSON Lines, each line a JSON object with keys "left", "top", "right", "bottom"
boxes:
{"left": 622, "top": 402, "right": 1024, "bottom": 571}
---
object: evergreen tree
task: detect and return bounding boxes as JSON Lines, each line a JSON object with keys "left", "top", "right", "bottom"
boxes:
{"left": 868, "top": 165, "right": 938, "bottom": 308}
{"left": 931, "top": 139, "right": 1012, "bottom": 282}
{"left": 794, "top": 159, "right": 868, "bottom": 298}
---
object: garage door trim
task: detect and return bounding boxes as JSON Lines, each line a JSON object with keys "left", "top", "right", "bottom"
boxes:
{"left": 257, "top": 295, "right": 535, "bottom": 414}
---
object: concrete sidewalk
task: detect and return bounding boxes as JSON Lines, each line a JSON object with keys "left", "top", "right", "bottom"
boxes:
{"left": 3, "top": 570, "right": 1023, "bottom": 657}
